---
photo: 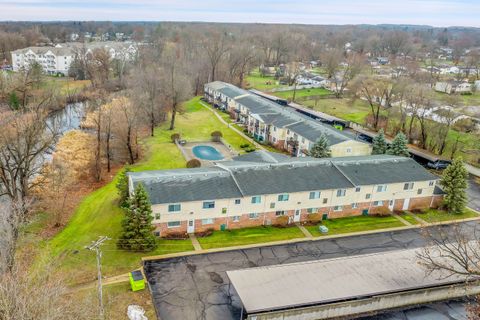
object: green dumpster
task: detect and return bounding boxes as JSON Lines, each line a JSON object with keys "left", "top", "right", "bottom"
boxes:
{"left": 129, "top": 270, "right": 145, "bottom": 292}
{"left": 220, "top": 224, "right": 226, "bottom": 231}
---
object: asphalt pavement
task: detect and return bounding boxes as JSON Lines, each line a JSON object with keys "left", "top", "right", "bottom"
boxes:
{"left": 467, "top": 176, "right": 480, "bottom": 212}
{"left": 144, "top": 221, "right": 480, "bottom": 320}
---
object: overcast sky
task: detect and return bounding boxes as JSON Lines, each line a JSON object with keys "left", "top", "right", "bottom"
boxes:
{"left": 1, "top": 0, "right": 479, "bottom": 27}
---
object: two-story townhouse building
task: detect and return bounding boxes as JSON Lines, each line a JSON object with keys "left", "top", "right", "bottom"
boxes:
{"left": 204, "top": 81, "right": 372, "bottom": 157}
{"left": 128, "top": 152, "right": 443, "bottom": 237}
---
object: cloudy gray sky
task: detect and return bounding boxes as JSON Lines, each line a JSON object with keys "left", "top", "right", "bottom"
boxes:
{"left": 1, "top": 0, "right": 479, "bottom": 27}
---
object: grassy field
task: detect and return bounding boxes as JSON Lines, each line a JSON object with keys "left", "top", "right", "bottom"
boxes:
{"left": 43, "top": 77, "right": 91, "bottom": 95}
{"left": 244, "top": 69, "right": 282, "bottom": 91}
{"left": 271, "top": 87, "right": 333, "bottom": 100}
{"left": 197, "top": 226, "right": 306, "bottom": 249}
{"left": 305, "top": 215, "right": 405, "bottom": 237}
{"left": 42, "top": 97, "right": 252, "bottom": 284}
{"left": 302, "top": 97, "right": 375, "bottom": 123}
{"left": 413, "top": 208, "right": 479, "bottom": 223}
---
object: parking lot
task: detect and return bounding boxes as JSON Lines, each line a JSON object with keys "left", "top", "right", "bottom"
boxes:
{"left": 144, "top": 221, "right": 480, "bottom": 320}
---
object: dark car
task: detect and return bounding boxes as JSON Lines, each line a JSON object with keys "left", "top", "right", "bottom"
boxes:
{"left": 357, "top": 133, "right": 373, "bottom": 143}
{"left": 427, "top": 159, "right": 451, "bottom": 170}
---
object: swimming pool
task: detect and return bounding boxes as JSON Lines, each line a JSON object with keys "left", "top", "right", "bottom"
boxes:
{"left": 192, "top": 145, "right": 224, "bottom": 161}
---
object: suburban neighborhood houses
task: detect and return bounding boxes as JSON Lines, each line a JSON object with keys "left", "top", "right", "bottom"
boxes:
{"left": 2, "top": 5, "right": 480, "bottom": 320}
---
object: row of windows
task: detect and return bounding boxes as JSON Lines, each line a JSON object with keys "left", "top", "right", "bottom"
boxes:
{"left": 167, "top": 183, "right": 433, "bottom": 213}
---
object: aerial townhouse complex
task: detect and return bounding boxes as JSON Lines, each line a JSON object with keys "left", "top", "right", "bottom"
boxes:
{"left": 204, "top": 81, "right": 372, "bottom": 157}
{"left": 11, "top": 41, "right": 137, "bottom": 76}
{"left": 129, "top": 152, "right": 442, "bottom": 236}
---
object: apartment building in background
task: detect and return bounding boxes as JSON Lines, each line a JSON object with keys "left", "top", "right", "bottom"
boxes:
{"left": 204, "top": 81, "right": 372, "bottom": 157}
{"left": 11, "top": 41, "right": 137, "bottom": 76}
{"left": 128, "top": 152, "right": 442, "bottom": 236}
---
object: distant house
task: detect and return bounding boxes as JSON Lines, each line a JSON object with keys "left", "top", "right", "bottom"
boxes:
{"left": 377, "top": 57, "right": 389, "bottom": 65}
{"left": 435, "top": 81, "right": 472, "bottom": 94}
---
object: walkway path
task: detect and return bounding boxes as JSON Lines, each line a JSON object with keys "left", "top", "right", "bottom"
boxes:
{"left": 296, "top": 223, "right": 313, "bottom": 238}
{"left": 407, "top": 211, "right": 429, "bottom": 224}
{"left": 189, "top": 233, "right": 202, "bottom": 251}
{"left": 199, "top": 101, "right": 265, "bottom": 151}
{"left": 466, "top": 163, "right": 480, "bottom": 178}
{"left": 391, "top": 214, "right": 412, "bottom": 226}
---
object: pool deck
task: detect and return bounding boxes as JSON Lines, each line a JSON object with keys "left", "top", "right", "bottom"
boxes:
{"left": 179, "top": 141, "right": 236, "bottom": 166}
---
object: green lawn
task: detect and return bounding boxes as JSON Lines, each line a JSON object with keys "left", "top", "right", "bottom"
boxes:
{"left": 413, "top": 208, "right": 479, "bottom": 223}
{"left": 398, "top": 213, "right": 420, "bottom": 225}
{"left": 302, "top": 98, "right": 375, "bottom": 124}
{"left": 42, "top": 97, "right": 252, "bottom": 284}
{"left": 305, "top": 215, "right": 405, "bottom": 237}
{"left": 244, "top": 69, "right": 282, "bottom": 91}
{"left": 197, "top": 226, "right": 305, "bottom": 249}
{"left": 271, "top": 88, "right": 333, "bottom": 100}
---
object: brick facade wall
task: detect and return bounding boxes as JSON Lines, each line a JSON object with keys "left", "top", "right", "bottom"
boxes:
{"left": 156, "top": 196, "right": 441, "bottom": 237}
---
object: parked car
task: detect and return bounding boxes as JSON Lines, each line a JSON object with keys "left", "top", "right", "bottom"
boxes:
{"left": 427, "top": 159, "right": 451, "bottom": 170}
{"left": 357, "top": 133, "right": 373, "bottom": 143}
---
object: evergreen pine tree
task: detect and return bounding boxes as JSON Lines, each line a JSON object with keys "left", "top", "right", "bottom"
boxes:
{"left": 116, "top": 167, "right": 131, "bottom": 207}
{"left": 117, "top": 183, "right": 157, "bottom": 251}
{"left": 387, "top": 132, "right": 410, "bottom": 157}
{"left": 440, "top": 157, "right": 468, "bottom": 214}
{"left": 371, "top": 129, "right": 388, "bottom": 155}
{"left": 309, "top": 134, "right": 331, "bottom": 158}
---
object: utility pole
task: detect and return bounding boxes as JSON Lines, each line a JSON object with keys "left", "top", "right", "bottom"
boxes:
{"left": 86, "top": 236, "right": 110, "bottom": 320}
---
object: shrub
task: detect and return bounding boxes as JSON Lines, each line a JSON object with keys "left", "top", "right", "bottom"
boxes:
{"left": 306, "top": 213, "right": 322, "bottom": 225}
{"left": 211, "top": 131, "right": 223, "bottom": 142}
{"left": 411, "top": 208, "right": 426, "bottom": 214}
{"left": 371, "top": 206, "right": 391, "bottom": 216}
{"left": 171, "top": 133, "right": 180, "bottom": 143}
{"left": 195, "top": 228, "right": 214, "bottom": 238}
{"left": 245, "top": 147, "right": 256, "bottom": 153}
{"left": 240, "top": 143, "right": 250, "bottom": 149}
{"left": 163, "top": 232, "right": 189, "bottom": 240}
{"left": 186, "top": 159, "right": 201, "bottom": 168}
{"left": 273, "top": 215, "right": 290, "bottom": 228}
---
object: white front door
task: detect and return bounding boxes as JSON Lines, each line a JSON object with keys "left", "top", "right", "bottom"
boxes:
{"left": 402, "top": 198, "right": 410, "bottom": 210}
{"left": 187, "top": 220, "right": 195, "bottom": 233}
{"left": 294, "top": 210, "right": 301, "bottom": 223}
{"left": 388, "top": 200, "right": 395, "bottom": 211}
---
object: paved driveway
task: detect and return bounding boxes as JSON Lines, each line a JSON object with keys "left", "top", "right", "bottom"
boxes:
{"left": 467, "top": 176, "right": 480, "bottom": 212}
{"left": 144, "top": 221, "right": 480, "bottom": 320}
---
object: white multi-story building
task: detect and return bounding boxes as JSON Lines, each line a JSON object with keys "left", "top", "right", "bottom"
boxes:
{"left": 11, "top": 41, "right": 138, "bottom": 76}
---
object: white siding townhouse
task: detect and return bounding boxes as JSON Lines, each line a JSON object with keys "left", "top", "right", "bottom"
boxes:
{"left": 205, "top": 81, "right": 371, "bottom": 157}
{"left": 128, "top": 152, "right": 443, "bottom": 237}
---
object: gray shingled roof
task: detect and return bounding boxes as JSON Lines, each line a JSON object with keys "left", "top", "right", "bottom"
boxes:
{"left": 217, "top": 86, "right": 247, "bottom": 99}
{"left": 129, "top": 154, "right": 439, "bottom": 205}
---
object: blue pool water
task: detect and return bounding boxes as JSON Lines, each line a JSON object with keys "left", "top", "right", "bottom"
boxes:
{"left": 192, "top": 145, "right": 224, "bottom": 161}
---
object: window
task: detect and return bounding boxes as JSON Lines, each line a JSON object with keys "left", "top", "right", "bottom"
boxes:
{"left": 417, "top": 188, "right": 423, "bottom": 195}
{"left": 167, "top": 221, "right": 181, "bottom": 228}
{"left": 376, "top": 185, "right": 387, "bottom": 192}
{"left": 272, "top": 137, "right": 276, "bottom": 143}
{"left": 235, "top": 199, "right": 241, "bottom": 205}
{"left": 403, "top": 182, "right": 414, "bottom": 190}
{"left": 203, "top": 201, "right": 215, "bottom": 209}
{"left": 307, "top": 208, "right": 319, "bottom": 214}
{"left": 222, "top": 207, "right": 227, "bottom": 214}
{"left": 337, "top": 189, "right": 346, "bottom": 197}
{"left": 333, "top": 205, "right": 343, "bottom": 211}
{"left": 202, "top": 218, "right": 214, "bottom": 225}
{"left": 273, "top": 127, "right": 277, "bottom": 132}
{"left": 355, "top": 187, "right": 361, "bottom": 192}
{"left": 366, "top": 193, "right": 372, "bottom": 199}
{"left": 168, "top": 204, "right": 181, "bottom": 212}
{"left": 278, "top": 194, "right": 289, "bottom": 201}
{"left": 346, "top": 147, "right": 352, "bottom": 153}
{"left": 429, "top": 181, "right": 435, "bottom": 186}
{"left": 251, "top": 196, "right": 261, "bottom": 204}
{"left": 154, "top": 213, "right": 161, "bottom": 220}
{"left": 309, "top": 191, "right": 321, "bottom": 199}
{"left": 232, "top": 215, "right": 240, "bottom": 222}
{"left": 275, "top": 210, "right": 285, "bottom": 216}
{"left": 352, "top": 203, "right": 358, "bottom": 209}
{"left": 323, "top": 198, "right": 328, "bottom": 204}
{"left": 249, "top": 213, "right": 259, "bottom": 219}
{"left": 373, "top": 201, "right": 384, "bottom": 206}
{"left": 270, "top": 202, "right": 275, "bottom": 209}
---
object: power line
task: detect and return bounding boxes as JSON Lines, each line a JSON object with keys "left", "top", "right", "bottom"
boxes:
{"left": 85, "top": 236, "right": 110, "bottom": 320}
